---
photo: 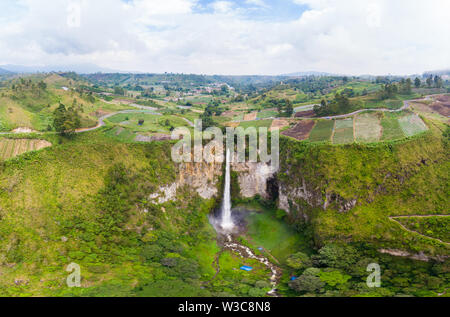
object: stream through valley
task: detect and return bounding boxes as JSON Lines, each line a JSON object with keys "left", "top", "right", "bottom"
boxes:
{"left": 208, "top": 149, "right": 282, "bottom": 296}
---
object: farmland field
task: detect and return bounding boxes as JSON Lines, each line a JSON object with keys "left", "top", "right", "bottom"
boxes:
{"left": 106, "top": 112, "right": 189, "bottom": 133}
{"left": 381, "top": 113, "right": 405, "bottom": 140}
{"left": 239, "top": 119, "right": 273, "bottom": 130}
{"left": 257, "top": 109, "right": 278, "bottom": 119}
{"left": 333, "top": 118, "right": 354, "bottom": 144}
{"left": 355, "top": 113, "right": 382, "bottom": 143}
{"left": 0, "top": 138, "right": 52, "bottom": 160}
{"left": 398, "top": 113, "right": 428, "bottom": 137}
{"left": 243, "top": 112, "right": 258, "bottom": 121}
{"left": 294, "top": 104, "right": 316, "bottom": 113}
{"left": 308, "top": 120, "right": 334, "bottom": 142}
{"left": 281, "top": 120, "right": 315, "bottom": 140}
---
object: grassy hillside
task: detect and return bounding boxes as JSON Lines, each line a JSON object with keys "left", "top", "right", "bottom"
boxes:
{"left": 279, "top": 119, "right": 449, "bottom": 255}
{"left": 0, "top": 131, "right": 221, "bottom": 296}
{"left": 0, "top": 76, "right": 131, "bottom": 132}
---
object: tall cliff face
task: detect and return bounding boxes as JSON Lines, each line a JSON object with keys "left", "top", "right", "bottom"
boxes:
{"left": 232, "top": 162, "right": 276, "bottom": 200}
{"left": 148, "top": 160, "right": 279, "bottom": 205}
{"left": 149, "top": 162, "right": 222, "bottom": 204}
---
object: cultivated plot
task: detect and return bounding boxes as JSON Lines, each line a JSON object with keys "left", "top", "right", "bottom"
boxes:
{"left": 308, "top": 120, "right": 334, "bottom": 142}
{"left": 281, "top": 120, "right": 315, "bottom": 140}
{"left": 355, "top": 113, "right": 382, "bottom": 143}
{"left": 239, "top": 119, "right": 273, "bottom": 130}
{"left": 270, "top": 119, "right": 290, "bottom": 132}
{"left": 0, "top": 138, "right": 51, "bottom": 160}
{"left": 398, "top": 113, "right": 428, "bottom": 137}
{"left": 243, "top": 112, "right": 258, "bottom": 121}
{"left": 381, "top": 113, "right": 405, "bottom": 140}
{"left": 257, "top": 109, "right": 278, "bottom": 119}
{"left": 333, "top": 118, "right": 354, "bottom": 144}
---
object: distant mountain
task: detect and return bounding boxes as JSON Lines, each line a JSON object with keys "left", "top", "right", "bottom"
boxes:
{"left": 282, "top": 71, "right": 342, "bottom": 77}
{"left": 0, "top": 67, "right": 14, "bottom": 75}
{"left": 0, "top": 63, "right": 121, "bottom": 74}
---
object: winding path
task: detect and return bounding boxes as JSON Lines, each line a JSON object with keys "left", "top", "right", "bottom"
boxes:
{"left": 232, "top": 100, "right": 414, "bottom": 123}
{"left": 388, "top": 215, "right": 450, "bottom": 246}
{"left": 0, "top": 95, "right": 438, "bottom": 136}
{"left": 314, "top": 100, "right": 411, "bottom": 120}
{"left": 0, "top": 109, "right": 162, "bottom": 135}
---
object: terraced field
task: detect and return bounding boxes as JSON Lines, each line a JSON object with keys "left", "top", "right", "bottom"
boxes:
{"left": 355, "top": 113, "right": 382, "bottom": 143}
{"left": 333, "top": 118, "right": 354, "bottom": 144}
{"left": 308, "top": 120, "right": 334, "bottom": 142}
{"left": 0, "top": 138, "right": 52, "bottom": 160}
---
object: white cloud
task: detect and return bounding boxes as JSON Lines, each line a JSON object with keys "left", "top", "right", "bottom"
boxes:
{"left": 245, "top": 0, "right": 269, "bottom": 8}
{"left": 211, "top": 1, "right": 234, "bottom": 14}
{"left": 0, "top": 0, "right": 448, "bottom": 75}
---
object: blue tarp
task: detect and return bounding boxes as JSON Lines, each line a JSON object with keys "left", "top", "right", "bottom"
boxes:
{"left": 240, "top": 266, "right": 253, "bottom": 272}
{"left": 290, "top": 276, "right": 298, "bottom": 281}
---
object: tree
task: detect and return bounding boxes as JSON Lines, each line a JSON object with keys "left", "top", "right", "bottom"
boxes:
{"left": 114, "top": 86, "right": 125, "bottom": 95}
{"left": 318, "top": 269, "right": 351, "bottom": 288}
{"left": 317, "top": 243, "right": 359, "bottom": 270}
{"left": 414, "top": 77, "right": 421, "bottom": 88}
{"left": 405, "top": 78, "right": 412, "bottom": 94}
{"left": 285, "top": 99, "right": 294, "bottom": 117}
{"left": 426, "top": 75, "right": 433, "bottom": 88}
{"left": 434, "top": 75, "right": 443, "bottom": 88}
{"left": 52, "top": 103, "right": 81, "bottom": 136}
{"left": 220, "top": 85, "right": 229, "bottom": 95}
{"left": 289, "top": 268, "right": 324, "bottom": 293}
{"left": 286, "top": 252, "right": 312, "bottom": 270}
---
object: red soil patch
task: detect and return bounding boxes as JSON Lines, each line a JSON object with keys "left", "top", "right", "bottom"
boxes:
{"left": 281, "top": 120, "right": 315, "bottom": 140}
{"left": 295, "top": 110, "right": 316, "bottom": 118}
{"left": 243, "top": 112, "right": 257, "bottom": 121}
{"left": 430, "top": 95, "right": 450, "bottom": 117}
{"left": 270, "top": 119, "right": 289, "bottom": 132}
{"left": 431, "top": 103, "right": 450, "bottom": 117}
{"left": 436, "top": 95, "right": 450, "bottom": 104}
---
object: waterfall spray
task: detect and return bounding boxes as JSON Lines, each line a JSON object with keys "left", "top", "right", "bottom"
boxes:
{"left": 221, "top": 148, "right": 234, "bottom": 230}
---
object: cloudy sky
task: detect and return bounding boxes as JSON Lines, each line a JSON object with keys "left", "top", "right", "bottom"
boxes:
{"left": 0, "top": 0, "right": 449, "bottom": 75}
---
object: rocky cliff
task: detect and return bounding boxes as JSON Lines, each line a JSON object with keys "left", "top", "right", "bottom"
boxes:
{"left": 149, "top": 162, "right": 222, "bottom": 204}
{"left": 148, "top": 159, "right": 279, "bottom": 205}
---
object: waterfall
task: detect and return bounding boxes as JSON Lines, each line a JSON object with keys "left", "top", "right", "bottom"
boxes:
{"left": 221, "top": 148, "right": 234, "bottom": 230}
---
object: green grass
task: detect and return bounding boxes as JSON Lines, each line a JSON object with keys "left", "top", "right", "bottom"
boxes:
{"left": 257, "top": 110, "right": 278, "bottom": 119}
{"left": 242, "top": 207, "right": 310, "bottom": 264}
{"left": 381, "top": 113, "right": 405, "bottom": 140}
{"left": 106, "top": 112, "right": 189, "bottom": 133}
{"left": 279, "top": 124, "right": 449, "bottom": 255}
{"left": 239, "top": 119, "right": 273, "bottom": 130}
{"left": 233, "top": 113, "right": 244, "bottom": 121}
{"left": 308, "top": 120, "right": 334, "bottom": 142}
{"left": 104, "top": 126, "right": 137, "bottom": 142}
{"left": 395, "top": 216, "right": 450, "bottom": 243}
